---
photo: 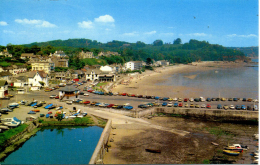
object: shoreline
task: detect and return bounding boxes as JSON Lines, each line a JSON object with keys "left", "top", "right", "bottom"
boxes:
{"left": 111, "top": 61, "right": 257, "bottom": 98}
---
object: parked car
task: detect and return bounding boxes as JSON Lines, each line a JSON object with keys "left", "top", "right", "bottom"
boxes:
{"left": 201, "top": 104, "right": 206, "bottom": 108}
{"left": 206, "top": 104, "right": 211, "bottom": 109}
{"left": 233, "top": 98, "right": 238, "bottom": 101}
{"left": 84, "top": 93, "right": 89, "bottom": 96}
{"left": 206, "top": 98, "right": 211, "bottom": 102}
{"left": 217, "top": 104, "right": 222, "bottom": 109}
{"left": 167, "top": 102, "right": 173, "bottom": 107}
{"left": 241, "top": 105, "right": 246, "bottom": 110}
{"left": 190, "top": 104, "right": 195, "bottom": 108}
{"left": 223, "top": 105, "right": 229, "bottom": 110}
{"left": 229, "top": 105, "right": 235, "bottom": 109}
{"left": 138, "top": 104, "right": 148, "bottom": 108}
{"left": 83, "top": 101, "right": 90, "bottom": 104}
{"left": 253, "top": 105, "right": 258, "bottom": 111}
{"left": 247, "top": 106, "right": 252, "bottom": 110}
{"left": 178, "top": 103, "right": 183, "bottom": 107}
{"left": 162, "top": 102, "right": 167, "bottom": 106}
{"left": 184, "top": 103, "right": 189, "bottom": 107}
{"left": 107, "top": 104, "right": 115, "bottom": 108}
{"left": 49, "top": 95, "right": 57, "bottom": 99}
{"left": 235, "top": 105, "right": 241, "bottom": 110}
{"left": 184, "top": 98, "right": 188, "bottom": 102}
{"left": 174, "top": 102, "right": 178, "bottom": 107}
{"left": 195, "top": 104, "right": 200, "bottom": 108}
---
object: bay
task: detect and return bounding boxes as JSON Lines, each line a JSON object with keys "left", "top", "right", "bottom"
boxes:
{"left": 1, "top": 126, "right": 103, "bottom": 164}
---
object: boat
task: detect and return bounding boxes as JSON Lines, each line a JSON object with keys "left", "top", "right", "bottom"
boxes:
{"left": 31, "top": 102, "right": 37, "bottom": 107}
{"left": 46, "top": 114, "right": 50, "bottom": 118}
{"left": 225, "top": 145, "right": 243, "bottom": 152}
{"left": 0, "top": 125, "right": 9, "bottom": 130}
{"left": 32, "top": 109, "right": 40, "bottom": 112}
{"left": 223, "top": 150, "right": 240, "bottom": 156}
{"left": 28, "top": 111, "right": 36, "bottom": 114}
{"left": 3, "top": 117, "right": 21, "bottom": 127}
{"left": 8, "top": 102, "right": 19, "bottom": 108}
{"left": 44, "top": 103, "right": 53, "bottom": 109}
{"left": 233, "top": 144, "right": 249, "bottom": 151}
{"left": 145, "top": 148, "right": 161, "bottom": 153}
{"left": 40, "top": 114, "right": 45, "bottom": 117}
{"left": 211, "top": 142, "right": 219, "bottom": 146}
{"left": 56, "top": 106, "right": 63, "bottom": 110}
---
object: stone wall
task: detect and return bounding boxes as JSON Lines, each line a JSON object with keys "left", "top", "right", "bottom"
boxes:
{"left": 156, "top": 107, "right": 259, "bottom": 122}
{"left": 89, "top": 119, "right": 112, "bottom": 164}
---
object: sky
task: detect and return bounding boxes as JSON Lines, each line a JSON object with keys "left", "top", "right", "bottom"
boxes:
{"left": 0, "top": 0, "right": 258, "bottom": 47}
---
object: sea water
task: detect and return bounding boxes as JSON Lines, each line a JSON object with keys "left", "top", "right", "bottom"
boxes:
{"left": 1, "top": 126, "right": 103, "bottom": 164}
{"left": 157, "top": 60, "right": 259, "bottom": 98}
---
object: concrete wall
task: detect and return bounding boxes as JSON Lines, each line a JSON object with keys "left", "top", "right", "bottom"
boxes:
{"left": 89, "top": 119, "right": 112, "bottom": 164}
{"left": 156, "top": 107, "right": 259, "bottom": 122}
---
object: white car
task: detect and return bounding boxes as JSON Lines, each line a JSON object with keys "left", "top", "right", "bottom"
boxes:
{"left": 173, "top": 98, "right": 177, "bottom": 101}
{"left": 189, "top": 98, "right": 194, "bottom": 102}
{"left": 167, "top": 102, "right": 173, "bottom": 107}
{"left": 66, "top": 100, "right": 73, "bottom": 105}
{"left": 230, "top": 105, "right": 235, "bottom": 109}
{"left": 84, "top": 93, "right": 89, "bottom": 96}
{"left": 201, "top": 104, "right": 206, "bottom": 108}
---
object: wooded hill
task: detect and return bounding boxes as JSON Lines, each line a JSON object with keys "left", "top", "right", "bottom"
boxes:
{"left": 1, "top": 38, "right": 248, "bottom": 65}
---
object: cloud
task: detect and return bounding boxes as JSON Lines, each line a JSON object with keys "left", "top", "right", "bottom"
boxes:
{"left": 123, "top": 31, "right": 139, "bottom": 36}
{"left": 188, "top": 33, "right": 207, "bottom": 37}
{"left": 94, "top": 15, "right": 115, "bottom": 23}
{"left": 15, "top": 19, "right": 56, "bottom": 28}
{"left": 144, "top": 31, "right": 156, "bottom": 35}
{"left": 3, "top": 30, "right": 15, "bottom": 34}
{"left": 78, "top": 21, "right": 93, "bottom": 29}
{"left": 0, "top": 21, "right": 8, "bottom": 26}
{"left": 227, "top": 34, "right": 257, "bottom": 38}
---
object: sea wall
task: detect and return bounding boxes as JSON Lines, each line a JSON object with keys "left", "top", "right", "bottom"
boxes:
{"left": 89, "top": 119, "right": 112, "bottom": 164}
{"left": 156, "top": 107, "right": 259, "bottom": 122}
{"left": 4, "top": 121, "right": 39, "bottom": 149}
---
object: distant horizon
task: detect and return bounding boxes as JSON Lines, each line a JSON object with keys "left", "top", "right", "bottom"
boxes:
{"left": 0, "top": 0, "right": 258, "bottom": 47}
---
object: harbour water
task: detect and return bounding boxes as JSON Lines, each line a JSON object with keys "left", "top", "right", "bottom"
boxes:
{"left": 1, "top": 126, "right": 103, "bottom": 164}
{"left": 157, "top": 61, "right": 259, "bottom": 98}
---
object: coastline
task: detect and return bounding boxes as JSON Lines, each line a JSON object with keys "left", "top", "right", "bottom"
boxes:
{"left": 111, "top": 61, "right": 256, "bottom": 98}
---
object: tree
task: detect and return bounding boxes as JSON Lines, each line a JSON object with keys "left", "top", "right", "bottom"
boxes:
{"left": 56, "top": 113, "right": 64, "bottom": 122}
{"left": 173, "top": 38, "right": 182, "bottom": 44}
{"left": 146, "top": 57, "right": 153, "bottom": 66}
{"left": 153, "top": 39, "right": 163, "bottom": 46}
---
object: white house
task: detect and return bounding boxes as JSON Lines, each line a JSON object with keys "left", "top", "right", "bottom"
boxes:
{"left": 85, "top": 69, "right": 101, "bottom": 82}
{"left": 0, "top": 80, "right": 8, "bottom": 98}
{"left": 28, "top": 71, "right": 49, "bottom": 88}
{"left": 50, "top": 50, "right": 67, "bottom": 58}
{"left": 124, "top": 61, "right": 143, "bottom": 71}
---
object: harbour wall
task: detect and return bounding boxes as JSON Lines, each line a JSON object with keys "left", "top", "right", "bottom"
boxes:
{"left": 89, "top": 119, "right": 112, "bottom": 164}
{"left": 156, "top": 107, "right": 259, "bottom": 122}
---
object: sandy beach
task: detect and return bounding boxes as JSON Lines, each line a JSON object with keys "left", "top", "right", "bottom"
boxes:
{"left": 111, "top": 61, "right": 255, "bottom": 98}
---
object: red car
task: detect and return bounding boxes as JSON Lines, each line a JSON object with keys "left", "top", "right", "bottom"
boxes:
{"left": 184, "top": 98, "right": 188, "bottom": 102}
{"left": 83, "top": 101, "right": 90, "bottom": 104}
{"left": 206, "top": 104, "right": 211, "bottom": 109}
{"left": 107, "top": 104, "right": 114, "bottom": 108}
{"left": 121, "top": 93, "right": 127, "bottom": 96}
{"left": 178, "top": 103, "right": 183, "bottom": 107}
{"left": 138, "top": 95, "right": 143, "bottom": 98}
{"left": 87, "top": 89, "right": 94, "bottom": 93}
{"left": 131, "top": 94, "right": 136, "bottom": 97}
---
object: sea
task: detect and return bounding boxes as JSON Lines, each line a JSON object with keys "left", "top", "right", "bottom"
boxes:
{"left": 0, "top": 126, "right": 103, "bottom": 164}
{"left": 157, "top": 59, "right": 259, "bottom": 99}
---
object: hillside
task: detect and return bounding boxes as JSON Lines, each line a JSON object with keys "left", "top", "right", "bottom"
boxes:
{"left": 228, "top": 47, "right": 258, "bottom": 58}
{"left": 1, "top": 38, "right": 248, "bottom": 65}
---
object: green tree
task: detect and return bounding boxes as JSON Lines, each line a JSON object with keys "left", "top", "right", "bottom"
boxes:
{"left": 56, "top": 113, "right": 64, "bottom": 122}
{"left": 153, "top": 39, "right": 163, "bottom": 46}
{"left": 173, "top": 38, "right": 182, "bottom": 44}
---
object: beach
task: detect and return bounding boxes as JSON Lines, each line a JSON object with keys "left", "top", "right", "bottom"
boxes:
{"left": 111, "top": 61, "right": 257, "bottom": 98}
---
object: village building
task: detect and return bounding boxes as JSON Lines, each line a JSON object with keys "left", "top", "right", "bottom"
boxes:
{"left": 154, "top": 60, "right": 169, "bottom": 66}
{"left": 0, "top": 72, "right": 13, "bottom": 83}
{"left": 124, "top": 61, "right": 143, "bottom": 71}
{"left": 20, "top": 53, "right": 34, "bottom": 59}
{"left": 10, "top": 65, "right": 27, "bottom": 75}
{"left": 31, "top": 57, "right": 55, "bottom": 74}
{"left": 86, "top": 66, "right": 115, "bottom": 82}
{"left": 28, "top": 71, "right": 49, "bottom": 89}
{"left": 52, "top": 70, "right": 72, "bottom": 80}
{"left": 12, "top": 76, "right": 28, "bottom": 87}
{"left": 51, "top": 57, "right": 69, "bottom": 68}
{"left": 0, "top": 80, "right": 9, "bottom": 98}
{"left": 59, "top": 85, "right": 79, "bottom": 99}
{"left": 98, "top": 51, "right": 120, "bottom": 57}
{"left": 79, "top": 51, "right": 94, "bottom": 59}
{"left": 0, "top": 48, "right": 12, "bottom": 57}
{"left": 50, "top": 50, "right": 67, "bottom": 58}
